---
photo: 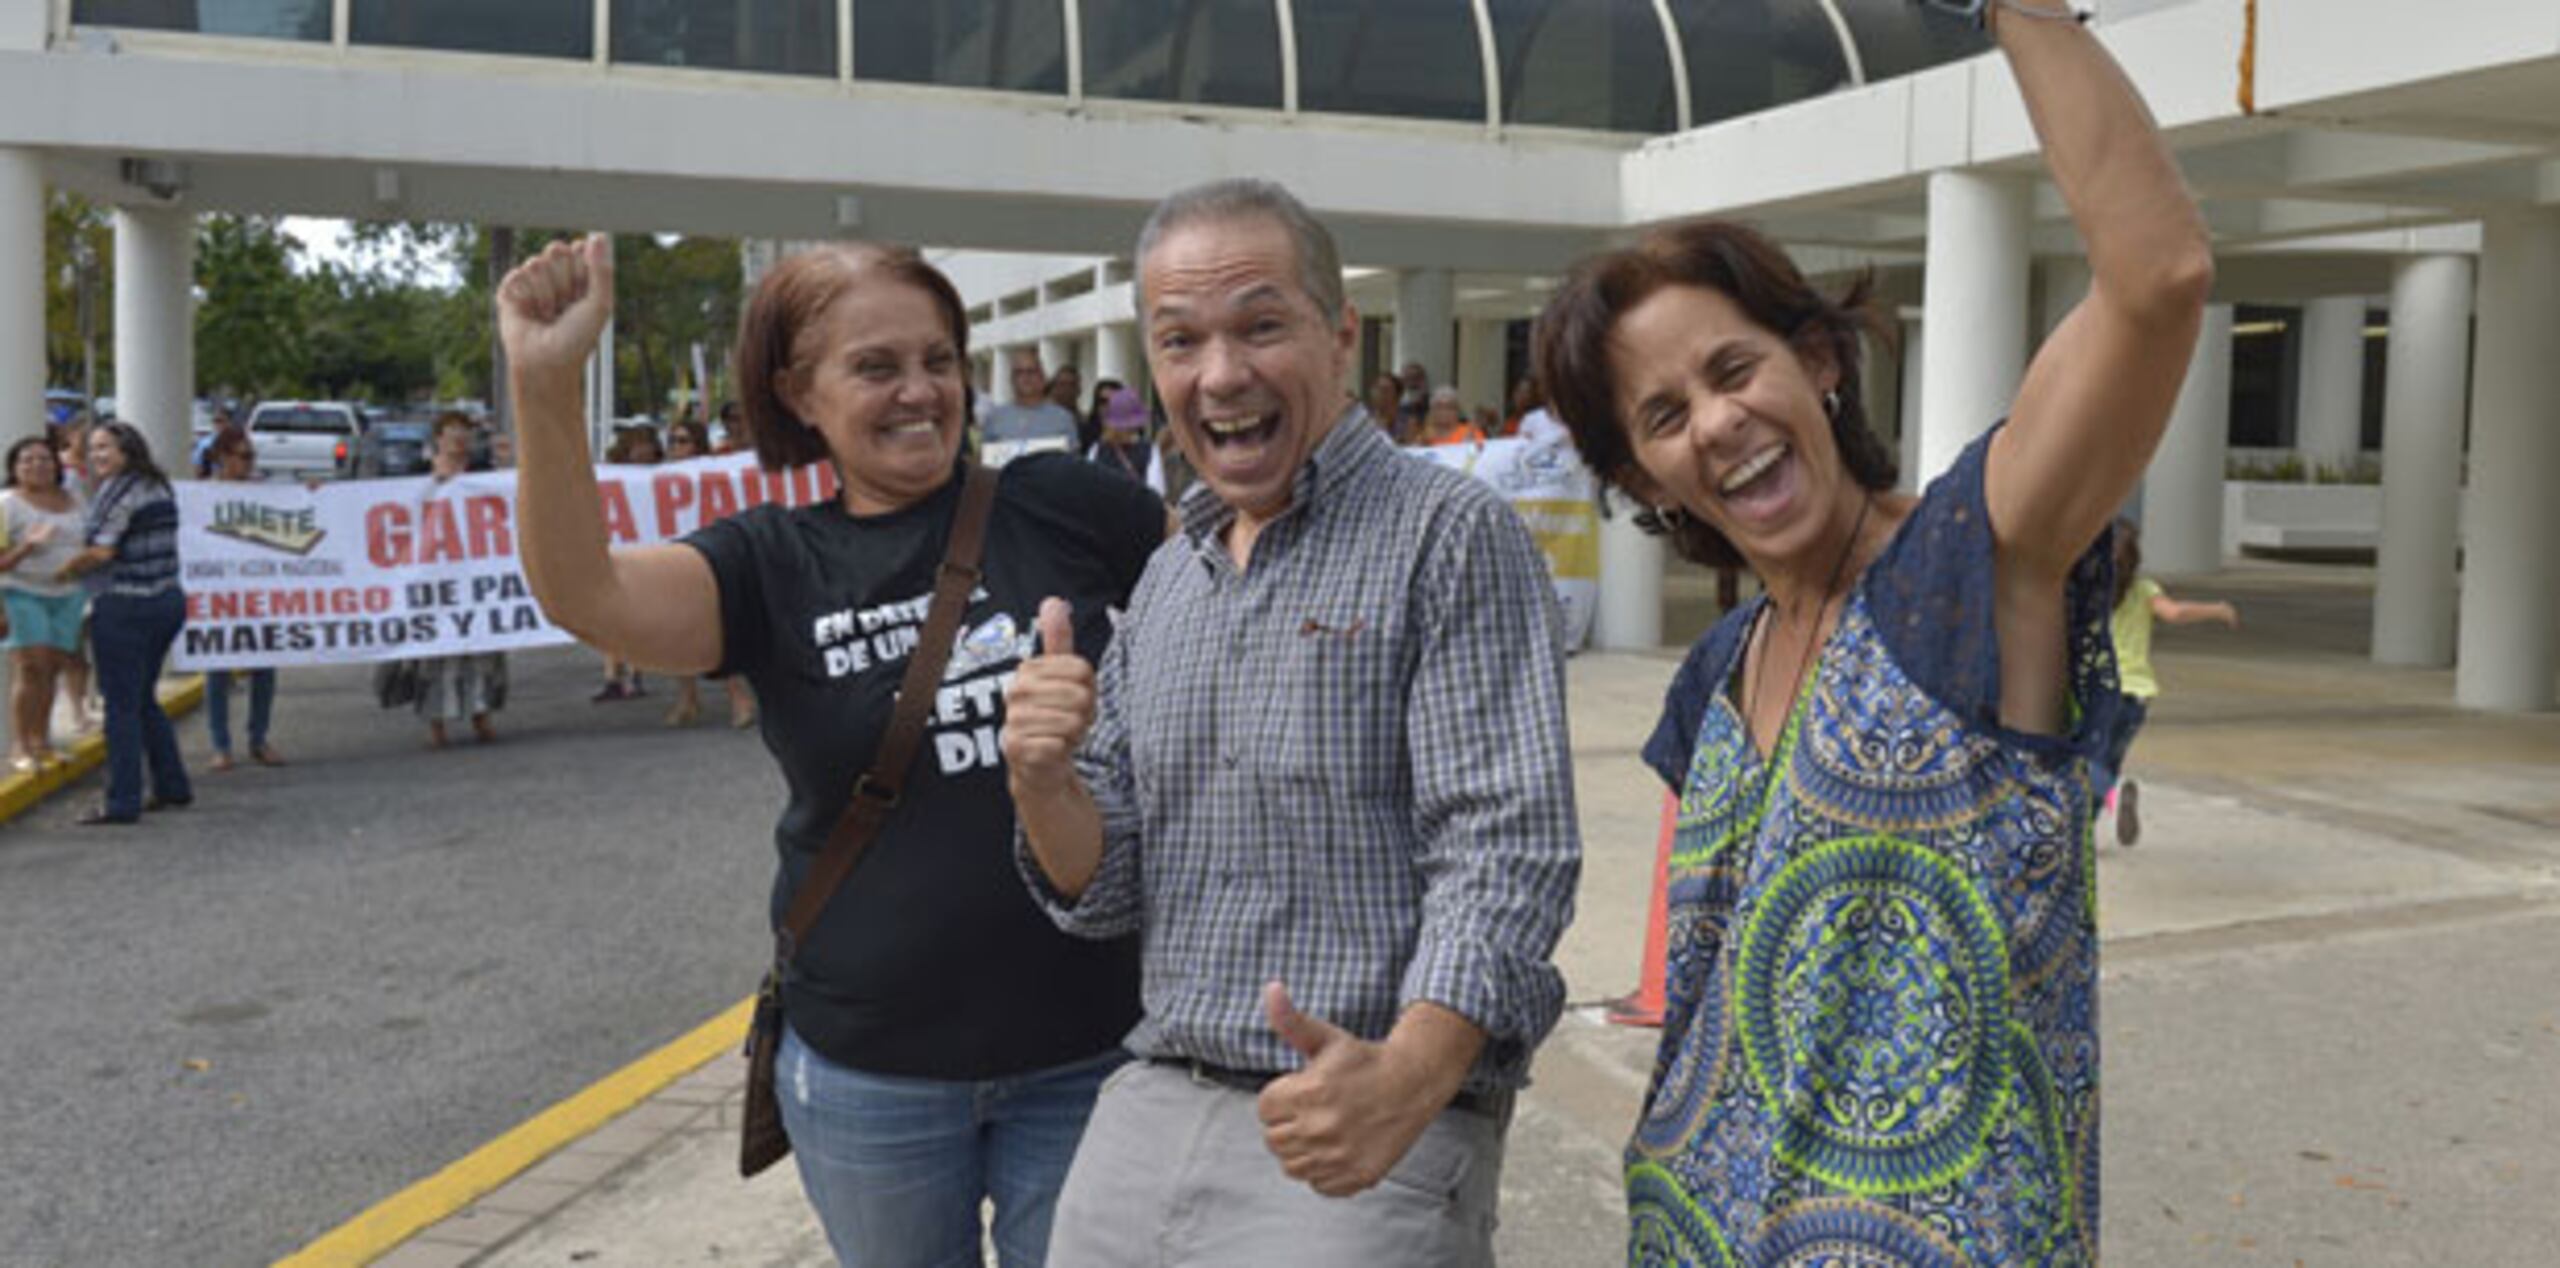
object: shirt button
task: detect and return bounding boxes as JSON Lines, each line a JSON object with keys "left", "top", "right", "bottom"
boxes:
{"left": 1221, "top": 752, "right": 1240, "bottom": 769}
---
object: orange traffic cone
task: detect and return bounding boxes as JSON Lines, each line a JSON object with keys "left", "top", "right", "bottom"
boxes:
{"left": 1606, "top": 791, "right": 1676, "bottom": 1027}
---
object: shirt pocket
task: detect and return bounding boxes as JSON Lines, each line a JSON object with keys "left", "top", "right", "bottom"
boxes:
{"left": 1264, "top": 610, "right": 1405, "bottom": 799}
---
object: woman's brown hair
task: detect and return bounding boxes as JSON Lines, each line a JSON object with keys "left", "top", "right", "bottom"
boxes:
{"left": 733, "top": 243, "right": 972, "bottom": 472}
{"left": 1532, "top": 219, "right": 1898, "bottom": 569}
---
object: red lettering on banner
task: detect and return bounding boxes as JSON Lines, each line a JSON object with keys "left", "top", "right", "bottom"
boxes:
{"left": 417, "top": 500, "right": 464, "bottom": 565}
{"left": 368, "top": 503, "right": 410, "bottom": 567}
{"left": 697, "top": 471, "right": 738, "bottom": 523}
{"left": 465, "top": 496, "right": 514, "bottom": 560}
{"left": 813, "top": 463, "right": 841, "bottom": 503}
{"left": 738, "top": 468, "right": 777, "bottom": 508}
{"left": 785, "top": 465, "right": 813, "bottom": 506}
{"left": 597, "top": 482, "right": 638, "bottom": 543}
{"left": 653, "top": 473, "right": 695, "bottom": 537}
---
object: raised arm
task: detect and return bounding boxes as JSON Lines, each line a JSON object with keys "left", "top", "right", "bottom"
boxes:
{"left": 1986, "top": 3, "right": 2216, "bottom": 578}
{"left": 500, "top": 235, "right": 723, "bottom": 674}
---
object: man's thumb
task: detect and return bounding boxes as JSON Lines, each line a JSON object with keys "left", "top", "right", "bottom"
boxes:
{"left": 1036, "top": 597, "right": 1075, "bottom": 658}
{"left": 1264, "top": 980, "right": 1339, "bottom": 1062}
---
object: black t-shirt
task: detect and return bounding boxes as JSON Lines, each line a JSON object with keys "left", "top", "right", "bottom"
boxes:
{"left": 684, "top": 455, "right": 1162, "bottom": 1079}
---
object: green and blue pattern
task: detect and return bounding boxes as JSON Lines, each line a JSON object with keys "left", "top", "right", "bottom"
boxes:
{"left": 1628, "top": 432, "right": 2116, "bottom": 1267}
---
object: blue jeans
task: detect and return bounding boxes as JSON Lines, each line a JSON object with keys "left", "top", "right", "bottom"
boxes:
{"left": 777, "top": 1024, "right": 1124, "bottom": 1268}
{"left": 91, "top": 589, "right": 191, "bottom": 818}
{"left": 205, "top": 668, "right": 276, "bottom": 755}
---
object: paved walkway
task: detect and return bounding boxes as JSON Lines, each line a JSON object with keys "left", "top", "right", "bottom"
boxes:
{"left": 351, "top": 563, "right": 2560, "bottom": 1267}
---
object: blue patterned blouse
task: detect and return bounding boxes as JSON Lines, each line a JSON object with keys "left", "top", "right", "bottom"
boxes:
{"left": 1628, "top": 430, "right": 2119, "bottom": 1267}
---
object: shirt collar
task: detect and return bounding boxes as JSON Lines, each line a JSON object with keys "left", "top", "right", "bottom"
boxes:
{"left": 1177, "top": 402, "right": 1386, "bottom": 549}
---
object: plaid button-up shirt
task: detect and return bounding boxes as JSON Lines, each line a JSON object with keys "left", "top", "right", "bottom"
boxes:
{"left": 1018, "top": 409, "right": 1580, "bottom": 1092}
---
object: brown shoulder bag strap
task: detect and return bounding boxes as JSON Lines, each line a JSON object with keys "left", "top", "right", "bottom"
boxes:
{"left": 775, "top": 461, "right": 1000, "bottom": 962}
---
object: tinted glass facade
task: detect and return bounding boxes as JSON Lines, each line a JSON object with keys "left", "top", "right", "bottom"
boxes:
{"left": 1671, "top": 0, "right": 1852, "bottom": 126}
{"left": 1834, "top": 0, "right": 1992, "bottom": 83}
{"left": 856, "top": 0, "right": 1068, "bottom": 94}
{"left": 1490, "top": 0, "right": 1676, "bottom": 132}
{"left": 75, "top": 0, "right": 2006, "bottom": 137}
{"left": 75, "top": 0, "right": 329, "bottom": 40}
{"left": 351, "top": 0, "right": 592, "bottom": 59}
{"left": 1293, "top": 0, "right": 1485, "bottom": 124}
{"left": 1082, "top": 0, "right": 1284, "bottom": 109}
{"left": 612, "top": 0, "right": 836, "bottom": 76}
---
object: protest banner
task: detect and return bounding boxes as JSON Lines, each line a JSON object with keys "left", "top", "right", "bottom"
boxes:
{"left": 174, "top": 439, "right": 1600, "bottom": 669}
{"left": 173, "top": 452, "right": 839, "bottom": 671}
{"left": 1405, "top": 435, "right": 1600, "bottom": 651}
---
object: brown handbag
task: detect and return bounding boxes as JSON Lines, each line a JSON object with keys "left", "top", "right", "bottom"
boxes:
{"left": 741, "top": 461, "right": 1001, "bottom": 1177}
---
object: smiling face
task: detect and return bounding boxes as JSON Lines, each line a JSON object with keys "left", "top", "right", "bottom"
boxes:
{"left": 1139, "top": 216, "right": 1356, "bottom": 527}
{"left": 782, "top": 274, "right": 967, "bottom": 517}
{"left": 1606, "top": 283, "right": 1849, "bottom": 575}
{"left": 87, "top": 428, "right": 127, "bottom": 480}
{"left": 12, "top": 442, "right": 60, "bottom": 488}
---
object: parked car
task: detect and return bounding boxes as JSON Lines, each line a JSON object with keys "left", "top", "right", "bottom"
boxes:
{"left": 354, "top": 412, "right": 435, "bottom": 477}
{"left": 354, "top": 410, "right": 494, "bottom": 478}
{"left": 246, "top": 400, "right": 369, "bottom": 480}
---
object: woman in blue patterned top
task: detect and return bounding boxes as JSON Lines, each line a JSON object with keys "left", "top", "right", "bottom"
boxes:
{"left": 1532, "top": 4, "right": 2210, "bottom": 1263}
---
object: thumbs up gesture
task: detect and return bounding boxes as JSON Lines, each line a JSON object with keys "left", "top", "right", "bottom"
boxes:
{"left": 1000, "top": 597, "right": 1095, "bottom": 797}
{"left": 1255, "top": 982, "right": 1455, "bottom": 1199}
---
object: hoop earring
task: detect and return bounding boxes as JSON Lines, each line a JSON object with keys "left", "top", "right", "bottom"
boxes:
{"left": 1656, "top": 504, "right": 1688, "bottom": 531}
{"left": 1822, "top": 390, "right": 1843, "bottom": 420}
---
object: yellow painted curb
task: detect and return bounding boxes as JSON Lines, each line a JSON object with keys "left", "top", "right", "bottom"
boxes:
{"left": 0, "top": 676, "right": 206, "bottom": 824}
{"left": 273, "top": 995, "right": 756, "bottom": 1268}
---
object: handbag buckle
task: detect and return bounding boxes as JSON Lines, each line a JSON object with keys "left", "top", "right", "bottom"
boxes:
{"left": 852, "top": 773, "right": 901, "bottom": 811}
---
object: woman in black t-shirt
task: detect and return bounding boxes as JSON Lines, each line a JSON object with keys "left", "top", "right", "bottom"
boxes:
{"left": 499, "top": 236, "right": 1164, "bottom": 1268}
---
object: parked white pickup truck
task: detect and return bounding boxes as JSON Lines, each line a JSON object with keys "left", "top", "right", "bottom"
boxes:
{"left": 246, "top": 401, "right": 369, "bottom": 481}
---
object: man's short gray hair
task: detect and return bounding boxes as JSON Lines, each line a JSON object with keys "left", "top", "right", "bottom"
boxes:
{"left": 1133, "top": 179, "right": 1347, "bottom": 323}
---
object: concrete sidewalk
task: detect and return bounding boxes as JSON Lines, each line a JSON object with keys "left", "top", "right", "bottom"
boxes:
{"left": 359, "top": 565, "right": 2560, "bottom": 1267}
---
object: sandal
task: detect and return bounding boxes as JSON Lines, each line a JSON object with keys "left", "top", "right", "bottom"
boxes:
{"left": 250, "top": 743, "right": 287, "bottom": 767}
{"left": 209, "top": 751, "right": 237, "bottom": 773}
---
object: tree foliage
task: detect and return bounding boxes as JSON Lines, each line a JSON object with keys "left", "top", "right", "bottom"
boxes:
{"left": 43, "top": 203, "right": 743, "bottom": 418}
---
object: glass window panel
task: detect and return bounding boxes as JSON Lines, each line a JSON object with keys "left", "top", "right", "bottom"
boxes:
{"left": 1292, "top": 0, "right": 1485, "bottom": 124}
{"left": 613, "top": 0, "right": 837, "bottom": 75}
{"left": 1833, "top": 0, "right": 1991, "bottom": 84}
{"left": 854, "top": 1, "right": 1068, "bottom": 95}
{"left": 1489, "top": 0, "right": 1676, "bottom": 132}
{"left": 74, "top": 0, "right": 331, "bottom": 40}
{"left": 1666, "top": 0, "right": 1853, "bottom": 126}
{"left": 1081, "top": 0, "right": 1282, "bottom": 109}
{"left": 350, "top": 0, "right": 592, "bottom": 60}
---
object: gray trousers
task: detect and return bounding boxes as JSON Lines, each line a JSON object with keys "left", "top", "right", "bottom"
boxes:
{"left": 1046, "top": 1060, "right": 1507, "bottom": 1267}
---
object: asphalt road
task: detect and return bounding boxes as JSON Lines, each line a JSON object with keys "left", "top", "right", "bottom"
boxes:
{"left": 0, "top": 649, "right": 777, "bottom": 1267}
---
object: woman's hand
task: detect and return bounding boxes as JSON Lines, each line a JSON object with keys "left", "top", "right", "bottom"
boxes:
{"left": 498, "top": 235, "right": 615, "bottom": 384}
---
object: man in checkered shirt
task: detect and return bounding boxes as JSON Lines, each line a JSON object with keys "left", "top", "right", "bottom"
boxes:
{"left": 1004, "top": 179, "right": 1581, "bottom": 1266}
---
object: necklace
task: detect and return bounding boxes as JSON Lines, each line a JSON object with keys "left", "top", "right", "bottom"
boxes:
{"left": 1746, "top": 494, "right": 1874, "bottom": 748}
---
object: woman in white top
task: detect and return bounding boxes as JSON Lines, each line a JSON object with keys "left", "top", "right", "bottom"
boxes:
{"left": 0, "top": 436, "right": 91, "bottom": 771}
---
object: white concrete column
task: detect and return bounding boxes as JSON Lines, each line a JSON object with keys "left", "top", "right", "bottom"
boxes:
{"left": 1039, "top": 335, "right": 1076, "bottom": 379}
{"left": 1918, "top": 171, "right": 2031, "bottom": 483}
{"left": 1392, "top": 268, "right": 1455, "bottom": 389}
{"left": 586, "top": 313, "right": 616, "bottom": 454}
{"left": 1595, "top": 504, "right": 1665, "bottom": 651}
{"left": 0, "top": 150, "right": 44, "bottom": 439}
{"left": 112, "top": 205, "right": 196, "bottom": 471}
{"left": 2294, "top": 296, "right": 2367, "bottom": 476}
{"left": 2143, "top": 304, "right": 2234, "bottom": 575}
{"left": 1094, "top": 320, "right": 1137, "bottom": 392}
{"left": 1457, "top": 318, "right": 1506, "bottom": 416}
{"left": 2372, "top": 256, "right": 2474, "bottom": 668}
{"left": 1897, "top": 315, "right": 1926, "bottom": 493}
{"left": 2455, "top": 211, "right": 2560, "bottom": 711}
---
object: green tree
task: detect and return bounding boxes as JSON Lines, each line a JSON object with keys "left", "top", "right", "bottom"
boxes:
{"left": 194, "top": 214, "right": 311, "bottom": 401}
{"left": 42, "top": 192, "right": 113, "bottom": 397}
{"left": 609, "top": 233, "right": 741, "bottom": 420}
